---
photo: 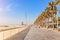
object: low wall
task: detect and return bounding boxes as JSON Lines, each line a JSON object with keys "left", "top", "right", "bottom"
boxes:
{"left": 0, "top": 26, "right": 28, "bottom": 40}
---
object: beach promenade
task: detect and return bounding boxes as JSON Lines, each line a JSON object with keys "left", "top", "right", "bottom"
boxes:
{"left": 5, "top": 26, "right": 30, "bottom": 40}
{"left": 24, "top": 26, "right": 60, "bottom": 40}
{"left": 0, "top": 26, "right": 60, "bottom": 40}
{"left": 0, "top": 25, "right": 30, "bottom": 40}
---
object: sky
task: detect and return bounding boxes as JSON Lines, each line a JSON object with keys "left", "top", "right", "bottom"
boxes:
{"left": 0, "top": 0, "right": 60, "bottom": 26}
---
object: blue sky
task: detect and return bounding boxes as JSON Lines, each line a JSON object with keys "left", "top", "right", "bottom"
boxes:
{"left": 0, "top": 0, "right": 60, "bottom": 25}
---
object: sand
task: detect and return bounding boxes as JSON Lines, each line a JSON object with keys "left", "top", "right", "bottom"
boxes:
{"left": 5, "top": 26, "right": 30, "bottom": 40}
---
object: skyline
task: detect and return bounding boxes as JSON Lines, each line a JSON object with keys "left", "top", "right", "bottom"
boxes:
{"left": 0, "top": 0, "right": 60, "bottom": 25}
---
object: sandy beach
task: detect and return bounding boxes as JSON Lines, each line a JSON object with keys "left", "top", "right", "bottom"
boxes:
{"left": 4, "top": 26, "right": 30, "bottom": 40}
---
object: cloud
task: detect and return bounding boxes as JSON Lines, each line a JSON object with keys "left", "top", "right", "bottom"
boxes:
{"left": 0, "top": 8, "right": 3, "bottom": 12}
{"left": 0, "top": 4, "right": 12, "bottom": 14}
{"left": 0, "top": 0, "right": 3, "bottom": 1}
{"left": 6, "top": 4, "right": 12, "bottom": 11}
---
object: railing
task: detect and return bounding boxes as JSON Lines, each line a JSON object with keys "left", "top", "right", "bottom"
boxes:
{"left": 0, "top": 26, "right": 28, "bottom": 40}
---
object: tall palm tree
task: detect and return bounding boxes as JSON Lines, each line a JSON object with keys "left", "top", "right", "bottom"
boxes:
{"left": 48, "top": 2, "right": 57, "bottom": 29}
{"left": 34, "top": 12, "right": 44, "bottom": 25}
{"left": 56, "top": 0, "right": 60, "bottom": 5}
{"left": 45, "top": 7, "right": 53, "bottom": 18}
{"left": 34, "top": 1, "right": 57, "bottom": 28}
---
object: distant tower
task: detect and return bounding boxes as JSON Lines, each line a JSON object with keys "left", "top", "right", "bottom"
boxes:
{"left": 21, "top": 21, "right": 24, "bottom": 25}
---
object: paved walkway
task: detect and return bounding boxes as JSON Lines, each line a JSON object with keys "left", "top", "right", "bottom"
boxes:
{"left": 5, "top": 26, "right": 30, "bottom": 40}
{"left": 24, "top": 27, "right": 60, "bottom": 40}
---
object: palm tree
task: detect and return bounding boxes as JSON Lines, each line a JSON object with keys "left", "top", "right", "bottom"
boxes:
{"left": 48, "top": 2, "right": 57, "bottom": 29}
{"left": 56, "top": 0, "right": 60, "bottom": 5}
{"left": 34, "top": 1, "right": 57, "bottom": 28}
{"left": 45, "top": 7, "right": 53, "bottom": 17}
